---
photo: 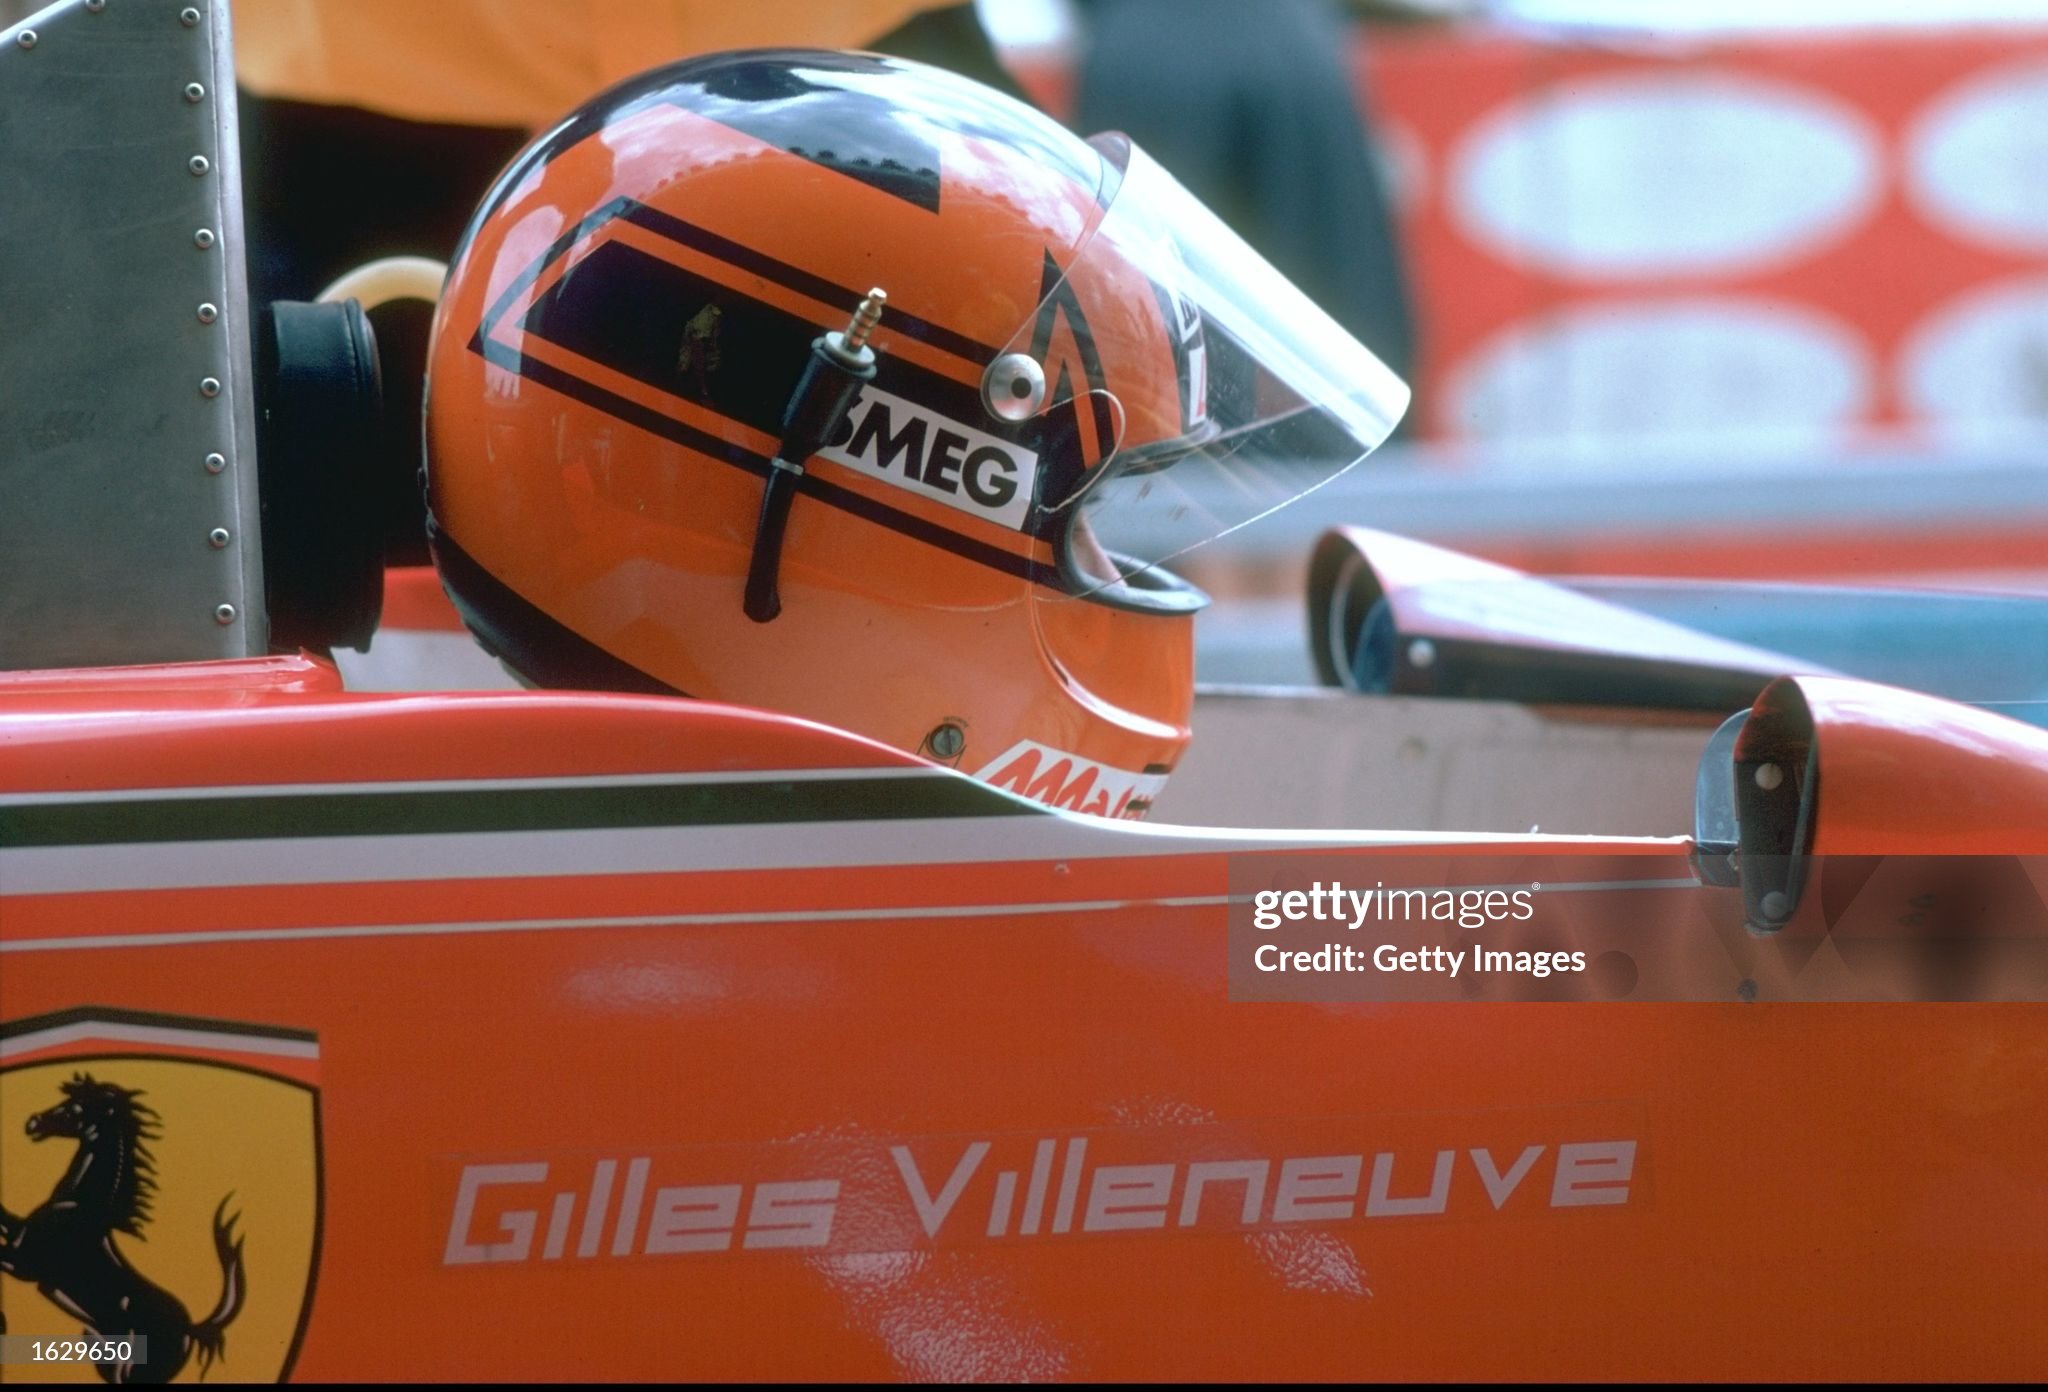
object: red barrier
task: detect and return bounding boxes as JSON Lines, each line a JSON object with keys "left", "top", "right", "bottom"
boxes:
{"left": 1007, "top": 24, "right": 2048, "bottom": 447}
{"left": 1361, "top": 25, "right": 2048, "bottom": 444}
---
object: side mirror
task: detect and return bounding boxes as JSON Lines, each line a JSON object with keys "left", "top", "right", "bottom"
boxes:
{"left": 1707, "top": 675, "right": 2048, "bottom": 930}
{"left": 1306, "top": 526, "right": 1821, "bottom": 711}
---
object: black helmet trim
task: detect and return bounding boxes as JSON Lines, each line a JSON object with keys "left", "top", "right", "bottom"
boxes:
{"left": 431, "top": 526, "right": 687, "bottom": 696}
{"left": 470, "top": 196, "right": 993, "bottom": 372}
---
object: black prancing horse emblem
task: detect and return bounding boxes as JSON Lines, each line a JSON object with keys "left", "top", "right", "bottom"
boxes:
{"left": 0, "top": 1074, "right": 246, "bottom": 1384}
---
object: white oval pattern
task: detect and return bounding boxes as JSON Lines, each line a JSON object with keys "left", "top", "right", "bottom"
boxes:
{"left": 1447, "top": 298, "right": 1873, "bottom": 448}
{"left": 1899, "top": 275, "right": 2048, "bottom": 435}
{"left": 1451, "top": 71, "right": 1883, "bottom": 278}
{"left": 1906, "top": 59, "right": 2048, "bottom": 255}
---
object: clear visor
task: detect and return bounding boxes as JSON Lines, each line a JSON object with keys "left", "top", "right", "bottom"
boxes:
{"left": 1000, "top": 135, "right": 1411, "bottom": 603}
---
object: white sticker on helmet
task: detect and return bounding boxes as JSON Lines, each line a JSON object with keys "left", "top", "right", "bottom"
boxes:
{"left": 974, "top": 740, "right": 1171, "bottom": 820}
{"left": 818, "top": 385, "right": 1040, "bottom": 531}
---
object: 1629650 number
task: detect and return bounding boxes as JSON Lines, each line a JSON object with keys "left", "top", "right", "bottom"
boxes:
{"left": 0, "top": 1335, "right": 145, "bottom": 1366}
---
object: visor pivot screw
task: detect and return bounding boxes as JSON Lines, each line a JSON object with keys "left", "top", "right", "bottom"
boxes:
{"left": 207, "top": 527, "right": 230, "bottom": 549}
{"left": 15, "top": 29, "right": 35, "bottom": 48}
{"left": 184, "top": 82, "right": 205, "bottom": 103}
{"left": 926, "top": 722, "right": 966, "bottom": 761}
{"left": 85, "top": 0, "right": 104, "bottom": 12}
{"left": 1406, "top": 638, "right": 1437, "bottom": 670}
{"left": 983, "top": 352, "right": 1047, "bottom": 423}
{"left": 840, "top": 288, "right": 886, "bottom": 354}
{"left": 193, "top": 227, "right": 215, "bottom": 250}
{"left": 179, "top": 8, "right": 201, "bottom": 28}
{"left": 203, "top": 452, "right": 226, "bottom": 474}
{"left": 188, "top": 154, "right": 209, "bottom": 177}
{"left": 213, "top": 602, "right": 236, "bottom": 625}
{"left": 198, "top": 376, "right": 221, "bottom": 398}
{"left": 1753, "top": 762, "right": 1784, "bottom": 791}
{"left": 196, "top": 302, "right": 217, "bottom": 324}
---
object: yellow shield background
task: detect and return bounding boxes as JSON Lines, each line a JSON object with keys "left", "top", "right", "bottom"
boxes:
{"left": 0, "top": 1053, "right": 320, "bottom": 1384}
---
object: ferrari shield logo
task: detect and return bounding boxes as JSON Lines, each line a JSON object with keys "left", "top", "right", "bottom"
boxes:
{"left": 0, "top": 1009, "right": 320, "bottom": 1384}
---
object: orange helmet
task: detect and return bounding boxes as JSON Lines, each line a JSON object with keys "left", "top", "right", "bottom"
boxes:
{"left": 425, "top": 50, "right": 1406, "bottom": 818}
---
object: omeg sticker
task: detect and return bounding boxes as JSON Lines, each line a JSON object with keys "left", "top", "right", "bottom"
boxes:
{"left": 819, "top": 384, "right": 1040, "bottom": 530}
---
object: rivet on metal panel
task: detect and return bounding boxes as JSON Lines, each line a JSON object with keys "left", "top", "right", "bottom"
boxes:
{"left": 184, "top": 82, "right": 206, "bottom": 103}
{"left": 214, "top": 603, "right": 237, "bottom": 625}
{"left": 194, "top": 227, "right": 215, "bottom": 249}
{"left": 179, "top": 8, "right": 201, "bottom": 28}
{"left": 199, "top": 377, "right": 221, "bottom": 398}
{"left": 197, "top": 302, "right": 218, "bottom": 324}
{"left": 15, "top": 29, "right": 35, "bottom": 48}
{"left": 208, "top": 528, "right": 231, "bottom": 549}
{"left": 203, "top": 452, "right": 227, "bottom": 474}
{"left": 188, "top": 154, "right": 210, "bottom": 177}
{"left": 1407, "top": 638, "right": 1437, "bottom": 670}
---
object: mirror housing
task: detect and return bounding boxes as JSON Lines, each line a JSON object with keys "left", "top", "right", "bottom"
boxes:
{"left": 1307, "top": 526, "right": 1824, "bottom": 711}
{"left": 1705, "top": 675, "right": 2048, "bottom": 928}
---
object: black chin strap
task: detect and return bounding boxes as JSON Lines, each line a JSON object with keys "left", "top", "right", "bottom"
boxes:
{"left": 744, "top": 289, "right": 886, "bottom": 623}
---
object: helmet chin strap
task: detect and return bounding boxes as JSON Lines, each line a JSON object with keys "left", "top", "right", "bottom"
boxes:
{"left": 743, "top": 289, "right": 887, "bottom": 623}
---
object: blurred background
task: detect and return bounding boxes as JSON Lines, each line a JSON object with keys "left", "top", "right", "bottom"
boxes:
{"left": 973, "top": 0, "right": 2048, "bottom": 681}
{"left": 11, "top": 0, "right": 2041, "bottom": 690}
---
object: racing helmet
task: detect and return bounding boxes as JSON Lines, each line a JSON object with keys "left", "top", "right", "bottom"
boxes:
{"left": 424, "top": 50, "right": 1408, "bottom": 818}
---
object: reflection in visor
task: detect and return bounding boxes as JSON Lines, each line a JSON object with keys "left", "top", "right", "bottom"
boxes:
{"left": 999, "top": 136, "right": 1411, "bottom": 607}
